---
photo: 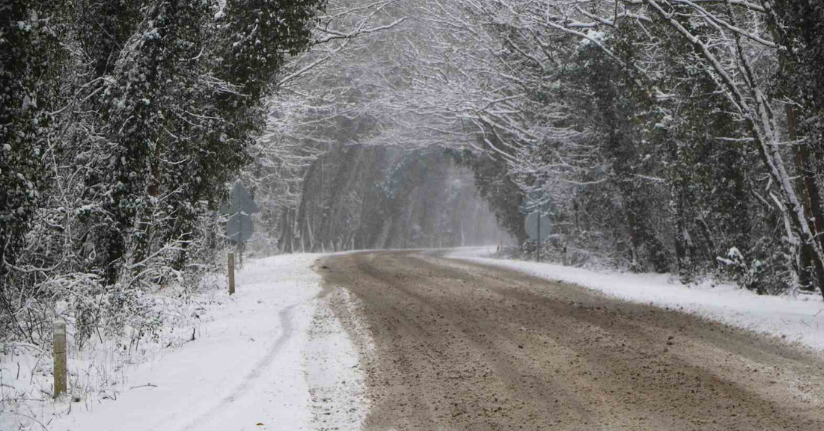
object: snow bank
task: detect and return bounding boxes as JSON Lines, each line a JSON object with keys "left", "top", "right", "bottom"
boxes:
{"left": 304, "top": 288, "right": 370, "bottom": 431}
{"left": 2, "top": 254, "right": 367, "bottom": 431}
{"left": 448, "top": 247, "right": 824, "bottom": 353}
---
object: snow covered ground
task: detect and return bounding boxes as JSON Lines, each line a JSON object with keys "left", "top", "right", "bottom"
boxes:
{"left": 448, "top": 247, "right": 824, "bottom": 353}
{"left": 8, "top": 246, "right": 824, "bottom": 430}
{"left": 2, "top": 254, "right": 367, "bottom": 431}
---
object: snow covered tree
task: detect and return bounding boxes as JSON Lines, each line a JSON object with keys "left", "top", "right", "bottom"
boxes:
{"left": 1, "top": 0, "right": 332, "bottom": 341}
{"left": 0, "top": 0, "right": 65, "bottom": 327}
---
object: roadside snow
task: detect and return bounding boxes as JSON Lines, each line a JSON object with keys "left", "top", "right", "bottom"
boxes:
{"left": 3, "top": 254, "right": 367, "bottom": 431}
{"left": 304, "top": 288, "right": 370, "bottom": 431}
{"left": 448, "top": 247, "right": 824, "bottom": 353}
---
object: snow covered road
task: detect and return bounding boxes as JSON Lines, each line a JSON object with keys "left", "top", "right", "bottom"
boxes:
{"left": 449, "top": 247, "right": 824, "bottom": 352}
{"left": 319, "top": 250, "right": 824, "bottom": 431}
{"left": 48, "top": 254, "right": 367, "bottom": 431}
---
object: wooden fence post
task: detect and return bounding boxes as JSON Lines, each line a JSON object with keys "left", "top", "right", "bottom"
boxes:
{"left": 53, "top": 322, "right": 67, "bottom": 399}
{"left": 228, "top": 252, "right": 236, "bottom": 295}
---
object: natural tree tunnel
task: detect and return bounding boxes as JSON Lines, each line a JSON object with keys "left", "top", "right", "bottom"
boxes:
{"left": 247, "top": 145, "right": 513, "bottom": 254}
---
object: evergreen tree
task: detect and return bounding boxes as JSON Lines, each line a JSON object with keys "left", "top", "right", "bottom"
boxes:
{"left": 0, "top": 0, "right": 63, "bottom": 317}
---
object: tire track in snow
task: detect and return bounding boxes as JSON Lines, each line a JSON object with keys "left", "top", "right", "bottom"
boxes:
{"left": 319, "top": 250, "right": 824, "bottom": 431}
{"left": 179, "top": 294, "right": 318, "bottom": 431}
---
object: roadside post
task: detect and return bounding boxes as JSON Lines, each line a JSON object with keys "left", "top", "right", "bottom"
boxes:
{"left": 228, "top": 252, "right": 236, "bottom": 295}
{"left": 53, "top": 322, "right": 67, "bottom": 398}
{"left": 537, "top": 212, "right": 541, "bottom": 262}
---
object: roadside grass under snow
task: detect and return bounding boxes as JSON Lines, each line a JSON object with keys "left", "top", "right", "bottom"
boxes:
{"left": 1, "top": 273, "right": 225, "bottom": 431}
{"left": 448, "top": 247, "right": 824, "bottom": 353}
{"left": 1, "top": 254, "right": 368, "bottom": 431}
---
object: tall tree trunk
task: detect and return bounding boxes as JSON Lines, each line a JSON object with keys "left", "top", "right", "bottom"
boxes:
{"left": 673, "top": 195, "right": 693, "bottom": 284}
{"left": 279, "top": 207, "right": 293, "bottom": 254}
{"left": 296, "top": 159, "right": 319, "bottom": 251}
{"left": 789, "top": 105, "right": 818, "bottom": 291}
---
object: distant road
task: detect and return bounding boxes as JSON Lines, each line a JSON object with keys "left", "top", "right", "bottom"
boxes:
{"left": 319, "top": 251, "right": 824, "bottom": 431}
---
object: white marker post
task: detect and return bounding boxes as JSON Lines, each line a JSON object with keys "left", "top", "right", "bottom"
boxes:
{"left": 53, "top": 322, "right": 67, "bottom": 398}
{"left": 536, "top": 212, "right": 541, "bottom": 262}
{"left": 228, "top": 252, "right": 236, "bottom": 295}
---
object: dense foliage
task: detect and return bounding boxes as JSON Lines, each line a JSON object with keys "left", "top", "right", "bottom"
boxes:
{"left": 0, "top": 0, "right": 325, "bottom": 344}
{"left": 357, "top": 0, "right": 824, "bottom": 298}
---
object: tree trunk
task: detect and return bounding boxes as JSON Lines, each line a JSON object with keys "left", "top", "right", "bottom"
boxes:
{"left": 789, "top": 105, "right": 818, "bottom": 291}
{"left": 149, "top": 144, "right": 160, "bottom": 197}
{"left": 296, "top": 159, "right": 319, "bottom": 251}
{"left": 279, "top": 207, "right": 293, "bottom": 254}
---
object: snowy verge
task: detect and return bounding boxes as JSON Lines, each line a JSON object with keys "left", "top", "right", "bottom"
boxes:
{"left": 446, "top": 247, "right": 824, "bottom": 353}
{"left": 1, "top": 274, "right": 225, "bottom": 431}
{"left": 2, "top": 254, "right": 368, "bottom": 431}
{"left": 304, "top": 288, "right": 371, "bottom": 431}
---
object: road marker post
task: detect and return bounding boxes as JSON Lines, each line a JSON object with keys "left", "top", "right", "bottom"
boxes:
{"left": 53, "top": 322, "right": 67, "bottom": 398}
{"left": 228, "top": 252, "right": 236, "bottom": 295}
{"left": 537, "top": 212, "right": 541, "bottom": 263}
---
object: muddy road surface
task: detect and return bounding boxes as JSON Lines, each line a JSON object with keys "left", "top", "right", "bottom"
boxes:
{"left": 317, "top": 251, "right": 824, "bottom": 431}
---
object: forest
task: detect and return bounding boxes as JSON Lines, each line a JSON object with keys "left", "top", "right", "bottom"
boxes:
{"left": 2, "top": 0, "right": 824, "bottom": 349}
